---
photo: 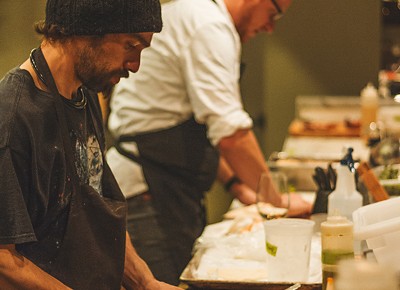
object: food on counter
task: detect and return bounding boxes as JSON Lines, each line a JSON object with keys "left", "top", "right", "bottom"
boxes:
{"left": 223, "top": 203, "right": 288, "bottom": 234}
{"left": 223, "top": 204, "right": 261, "bottom": 220}
{"left": 226, "top": 216, "right": 260, "bottom": 235}
{"left": 257, "top": 202, "right": 288, "bottom": 220}
{"left": 344, "top": 118, "right": 360, "bottom": 129}
{"left": 303, "top": 121, "right": 336, "bottom": 132}
{"left": 376, "top": 164, "right": 400, "bottom": 196}
{"left": 379, "top": 165, "right": 399, "bottom": 180}
{"left": 223, "top": 205, "right": 262, "bottom": 235}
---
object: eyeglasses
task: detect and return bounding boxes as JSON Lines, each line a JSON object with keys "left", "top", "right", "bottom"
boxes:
{"left": 270, "top": 0, "right": 283, "bottom": 20}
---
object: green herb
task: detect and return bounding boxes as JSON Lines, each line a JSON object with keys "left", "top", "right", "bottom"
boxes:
{"left": 379, "top": 165, "right": 399, "bottom": 180}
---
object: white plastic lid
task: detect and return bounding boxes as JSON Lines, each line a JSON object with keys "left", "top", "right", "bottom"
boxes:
{"left": 361, "top": 82, "right": 378, "bottom": 100}
{"left": 322, "top": 215, "right": 353, "bottom": 227}
{"left": 353, "top": 216, "right": 400, "bottom": 241}
{"left": 321, "top": 215, "right": 353, "bottom": 235}
{"left": 352, "top": 197, "right": 400, "bottom": 229}
{"left": 325, "top": 215, "right": 350, "bottom": 224}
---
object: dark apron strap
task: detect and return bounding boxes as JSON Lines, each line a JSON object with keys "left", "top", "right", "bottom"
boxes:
{"left": 30, "top": 48, "right": 82, "bottom": 235}
{"left": 30, "top": 47, "right": 126, "bottom": 290}
{"left": 32, "top": 48, "right": 106, "bottom": 169}
{"left": 31, "top": 48, "right": 80, "bottom": 185}
{"left": 114, "top": 139, "right": 142, "bottom": 164}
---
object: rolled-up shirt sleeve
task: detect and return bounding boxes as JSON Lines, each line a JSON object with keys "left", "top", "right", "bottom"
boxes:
{"left": 181, "top": 21, "right": 253, "bottom": 146}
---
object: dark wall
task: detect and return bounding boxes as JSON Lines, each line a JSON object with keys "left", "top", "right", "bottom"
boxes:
{"left": 241, "top": 0, "right": 381, "bottom": 158}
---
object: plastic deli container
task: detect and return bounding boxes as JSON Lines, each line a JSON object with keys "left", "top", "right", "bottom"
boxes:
{"left": 352, "top": 197, "right": 400, "bottom": 272}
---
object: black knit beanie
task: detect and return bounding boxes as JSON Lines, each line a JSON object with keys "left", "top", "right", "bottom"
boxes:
{"left": 45, "top": 0, "right": 162, "bottom": 35}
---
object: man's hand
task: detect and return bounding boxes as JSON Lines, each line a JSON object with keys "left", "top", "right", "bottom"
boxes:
{"left": 144, "top": 280, "right": 182, "bottom": 290}
{"left": 123, "top": 232, "right": 183, "bottom": 290}
{"left": 283, "top": 193, "right": 312, "bottom": 218}
{"left": 230, "top": 182, "right": 256, "bottom": 205}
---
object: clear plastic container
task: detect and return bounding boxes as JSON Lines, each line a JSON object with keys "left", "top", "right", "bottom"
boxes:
{"left": 263, "top": 218, "right": 315, "bottom": 282}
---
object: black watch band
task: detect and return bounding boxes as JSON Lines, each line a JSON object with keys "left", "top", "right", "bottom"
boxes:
{"left": 224, "top": 176, "right": 241, "bottom": 192}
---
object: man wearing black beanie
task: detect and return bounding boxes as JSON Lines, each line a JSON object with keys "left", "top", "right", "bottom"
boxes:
{"left": 0, "top": 0, "right": 179, "bottom": 289}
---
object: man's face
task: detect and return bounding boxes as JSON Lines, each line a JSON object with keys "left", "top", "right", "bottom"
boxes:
{"left": 236, "top": 0, "right": 291, "bottom": 43}
{"left": 74, "top": 32, "right": 153, "bottom": 92}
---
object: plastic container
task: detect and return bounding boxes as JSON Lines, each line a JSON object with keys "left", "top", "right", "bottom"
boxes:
{"left": 263, "top": 218, "right": 315, "bottom": 282}
{"left": 360, "top": 82, "right": 379, "bottom": 139}
{"left": 352, "top": 196, "right": 400, "bottom": 228}
{"left": 320, "top": 216, "right": 354, "bottom": 290}
{"left": 327, "top": 160, "right": 363, "bottom": 222}
{"left": 352, "top": 197, "right": 400, "bottom": 272}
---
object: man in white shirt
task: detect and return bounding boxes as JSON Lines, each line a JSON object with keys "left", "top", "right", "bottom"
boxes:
{"left": 107, "top": 0, "right": 312, "bottom": 285}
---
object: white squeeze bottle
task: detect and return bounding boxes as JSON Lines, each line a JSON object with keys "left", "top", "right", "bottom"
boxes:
{"left": 327, "top": 160, "right": 362, "bottom": 222}
{"left": 360, "top": 82, "right": 379, "bottom": 140}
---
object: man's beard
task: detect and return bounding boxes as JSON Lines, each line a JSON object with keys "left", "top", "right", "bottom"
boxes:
{"left": 78, "top": 67, "right": 128, "bottom": 92}
{"left": 74, "top": 45, "right": 128, "bottom": 92}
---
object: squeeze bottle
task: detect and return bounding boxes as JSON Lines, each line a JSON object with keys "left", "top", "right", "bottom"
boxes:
{"left": 321, "top": 215, "right": 354, "bottom": 290}
{"left": 327, "top": 159, "right": 362, "bottom": 222}
{"left": 360, "top": 82, "right": 379, "bottom": 140}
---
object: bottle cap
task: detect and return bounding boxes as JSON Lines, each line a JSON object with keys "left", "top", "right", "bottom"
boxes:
{"left": 325, "top": 215, "right": 352, "bottom": 225}
{"left": 340, "top": 147, "right": 355, "bottom": 172}
{"left": 321, "top": 215, "right": 353, "bottom": 234}
{"left": 361, "top": 82, "right": 378, "bottom": 99}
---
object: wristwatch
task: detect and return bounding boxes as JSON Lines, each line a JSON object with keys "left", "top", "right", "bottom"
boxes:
{"left": 224, "top": 176, "right": 241, "bottom": 192}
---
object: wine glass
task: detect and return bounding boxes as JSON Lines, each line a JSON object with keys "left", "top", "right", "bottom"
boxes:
{"left": 256, "top": 171, "right": 290, "bottom": 220}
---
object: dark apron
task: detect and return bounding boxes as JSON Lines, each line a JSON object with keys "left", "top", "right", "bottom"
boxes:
{"left": 30, "top": 47, "right": 127, "bottom": 290}
{"left": 115, "top": 117, "right": 219, "bottom": 271}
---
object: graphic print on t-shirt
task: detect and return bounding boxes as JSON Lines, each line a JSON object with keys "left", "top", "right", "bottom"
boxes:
{"left": 74, "top": 133, "right": 103, "bottom": 195}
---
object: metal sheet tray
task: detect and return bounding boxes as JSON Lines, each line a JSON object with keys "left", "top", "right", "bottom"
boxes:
{"left": 180, "top": 250, "right": 322, "bottom": 290}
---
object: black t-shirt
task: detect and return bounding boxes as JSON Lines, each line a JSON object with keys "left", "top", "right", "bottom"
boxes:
{"left": 0, "top": 68, "right": 120, "bottom": 268}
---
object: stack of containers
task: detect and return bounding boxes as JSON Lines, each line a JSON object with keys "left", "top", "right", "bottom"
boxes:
{"left": 352, "top": 197, "right": 400, "bottom": 272}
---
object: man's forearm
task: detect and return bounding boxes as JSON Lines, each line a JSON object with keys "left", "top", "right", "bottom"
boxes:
{"left": 218, "top": 129, "right": 269, "bottom": 191}
{"left": 217, "top": 156, "right": 257, "bottom": 205}
{"left": 0, "top": 245, "right": 71, "bottom": 290}
{"left": 122, "top": 233, "right": 182, "bottom": 290}
{"left": 122, "top": 232, "right": 156, "bottom": 290}
{"left": 216, "top": 156, "right": 235, "bottom": 184}
{"left": 218, "top": 129, "right": 281, "bottom": 206}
